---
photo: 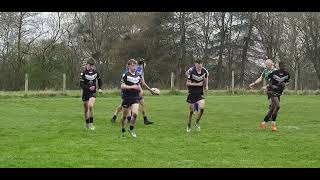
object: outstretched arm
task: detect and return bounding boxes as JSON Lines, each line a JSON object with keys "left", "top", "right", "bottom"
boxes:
{"left": 249, "top": 76, "right": 263, "bottom": 88}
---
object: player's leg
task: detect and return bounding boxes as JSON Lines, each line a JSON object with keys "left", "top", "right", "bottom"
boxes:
{"left": 121, "top": 105, "right": 130, "bottom": 138}
{"left": 270, "top": 96, "right": 280, "bottom": 131}
{"left": 187, "top": 103, "right": 194, "bottom": 132}
{"left": 139, "top": 98, "right": 154, "bottom": 125}
{"left": 83, "top": 101, "right": 90, "bottom": 129}
{"left": 186, "top": 93, "right": 195, "bottom": 132}
{"left": 128, "top": 103, "right": 139, "bottom": 137}
{"left": 261, "top": 92, "right": 273, "bottom": 129}
{"left": 195, "top": 99, "right": 205, "bottom": 131}
{"left": 194, "top": 102, "right": 199, "bottom": 112}
{"left": 111, "top": 104, "right": 122, "bottom": 124}
{"left": 126, "top": 107, "right": 132, "bottom": 123}
{"left": 87, "top": 97, "right": 96, "bottom": 130}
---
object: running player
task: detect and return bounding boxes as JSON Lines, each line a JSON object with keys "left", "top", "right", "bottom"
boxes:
{"left": 265, "top": 61, "right": 290, "bottom": 131}
{"left": 249, "top": 59, "right": 276, "bottom": 129}
{"left": 80, "top": 58, "right": 102, "bottom": 130}
{"left": 186, "top": 59, "right": 209, "bottom": 132}
{"left": 120, "top": 59, "right": 142, "bottom": 138}
{"left": 111, "top": 59, "right": 156, "bottom": 125}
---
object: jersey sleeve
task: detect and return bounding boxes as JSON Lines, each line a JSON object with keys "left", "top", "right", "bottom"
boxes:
{"left": 204, "top": 68, "right": 209, "bottom": 78}
{"left": 185, "top": 67, "right": 192, "bottom": 77}
{"left": 267, "top": 71, "right": 273, "bottom": 83}
{"left": 285, "top": 73, "right": 291, "bottom": 83}
{"left": 120, "top": 73, "right": 127, "bottom": 84}
{"left": 261, "top": 69, "right": 266, "bottom": 78}
{"left": 97, "top": 72, "right": 102, "bottom": 89}
{"left": 140, "top": 70, "right": 145, "bottom": 80}
{"left": 187, "top": 69, "right": 192, "bottom": 80}
{"left": 80, "top": 72, "right": 89, "bottom": 90}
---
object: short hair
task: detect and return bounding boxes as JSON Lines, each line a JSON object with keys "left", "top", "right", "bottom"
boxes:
{"left": 265, "top": 59, "right": 273, "bottom": 65}
{"left": 86, "top": 57, "right": 95, "bottom": 65}
{"left": 195, "top": 59, "right": 203, "bottom": 64}
{"left": 127, "top": 59, "right": 138, "bottom": 66}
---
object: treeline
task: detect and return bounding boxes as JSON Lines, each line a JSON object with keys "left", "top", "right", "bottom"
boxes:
{"left": 1, "top": 12, "right": 320, "bottom": 90}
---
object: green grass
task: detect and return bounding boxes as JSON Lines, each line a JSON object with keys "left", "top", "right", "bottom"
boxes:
{"left": 0, "top": 95, "right": 319, "bottom": 167}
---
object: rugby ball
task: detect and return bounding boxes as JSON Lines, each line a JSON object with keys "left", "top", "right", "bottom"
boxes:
{"left": 151, "top": 88, "right": 160, "bottom": 95}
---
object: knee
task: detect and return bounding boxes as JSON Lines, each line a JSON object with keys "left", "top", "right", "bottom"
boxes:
{"left": 189, "top": 111, "right": 194, "bottom": 115}
{"left": 132, "top": 113, "right": 137, "bottom": 120}
{"left": 84, "top": 106, "right": 89, "bottom": 112}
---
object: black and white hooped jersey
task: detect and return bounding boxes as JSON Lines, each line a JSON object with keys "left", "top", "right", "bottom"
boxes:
{"left": 186, "top": 66, "right": 209, "bottom": 94}
{"left": 120, "top": 71, "right": 142, "bottom": 99}
{"left": 267, "top": 69, "right": 290, "bottom": 95}
{"left": 80, "top": 69, "right": 102, "bottom": 93}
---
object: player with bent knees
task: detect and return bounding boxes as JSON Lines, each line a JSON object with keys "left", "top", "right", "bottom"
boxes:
{"left": 186, "top": 59, "right": 209, "bottom": 132}
{"left": 120, "top": 59, "right": 143, "bottom": 138}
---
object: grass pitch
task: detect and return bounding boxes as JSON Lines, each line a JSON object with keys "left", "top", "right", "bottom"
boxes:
{"left": 0, "top": 95, "right": 319, "bottom": 167}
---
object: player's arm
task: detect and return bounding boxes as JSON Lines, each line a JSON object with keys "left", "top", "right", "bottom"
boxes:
{"left": 120, "top": 74, "right": 141, "bottom": 91}
{"left": 97, "top": 72, "right": 102, "bottom": 93}
{"left": 121, "top": 83, "right": 141, "bottom": 90}
{"left": 140, "top": 78, "right": 152, "bottom": 91}
{"left": 186, "top": 70, "right": 203, "bottom": 86}
{"left": 281, "top": 74, "right": 291, "bottom": 87}
{"left": 267, "top": 72, "right": 277, "bottom": 89}
{"left": 249, "top": 75, "right": 263, "bottom": 88}
{"left": 186, "top": 79, "right": 204, "bottom": 86}
{"left": 140, "top": 78, "right": 156, "bottom": 95}
{"left": 80, "top": 73, "right": 90, "bottom": 90}
{"left": 204, "top": 70, "right": 209, "bottom": 91}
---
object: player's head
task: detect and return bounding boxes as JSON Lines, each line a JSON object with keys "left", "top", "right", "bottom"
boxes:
{"left": 86, "top": 58, "right": 95, "bottom": 71}
{"left": 127, "top": 59, "right": 138, "bottom": 73}
{"left": 278, "top": 61, "right": 286, "bottom": 71}
{"left": 194, "top": 59, "right": 203, "bottom": 70}
{"left": 265, "top": 59, "right": 274, "bottom": 70}
{"left": 138, "top": 59, "right": 146, "bottom": 69}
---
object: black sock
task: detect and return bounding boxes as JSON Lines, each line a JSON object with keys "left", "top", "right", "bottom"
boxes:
{"left": 112, "top": 115, "right": 117, "bottom": 119}
{"left": 143, "top": 116, "right": 148, "bottom": 121}
{"left": 129, "top": 125, "right": 134, "bottom": 130}
{"left": 196, "top": 119, "right": 200, "bottom": 124}
{"left": 89, "top": 117, "right": 93, "bottom": 123}
{"left": 122, "top": 128, "right": 125, "bottom": 133}
{"left": 264, "top": 111, "right": 272, "bottom": 122}
{"left": 86, "top": 119, "right": 89, "bottom": 124}
{"left": 188, "top": 123, "right": 191, "bottom": 128}
{"left": 127, "top": 116, "right": 131, "bottom": 121}
{"left": 272, "top": 114, "right": 277, "bottom": 121}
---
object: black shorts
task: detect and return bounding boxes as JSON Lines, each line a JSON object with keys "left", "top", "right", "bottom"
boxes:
{"left": 186, "top": 93, "right": 205, "bottom": 104}
{"left": 82, "top": 92, "right": 96, "bottom": 101}
{"left": 121, "top": 98, "right": 139, "bottom": 108}
{"left": 267, "top": 91, "right": 281, "bottom": 101}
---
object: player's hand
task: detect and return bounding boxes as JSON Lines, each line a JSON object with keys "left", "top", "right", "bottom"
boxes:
{"left": 89, "top": 86, "right": 95, "bottom": 91}
{"left": 261, "top": 86, "right": 267, "bottom": 90}
{"left": 249, "top": 83, "right": 255, "bottom": 89}
{"left": 150, "top": 89, "right": 156, "bottom": 95}
{"left": 280, "top": 82, "right": 286, "bottom": 87}
{"left": 132, "top": 85, "right": 141, "bottom": 91}
{"left": 197, "top": 82, "right": 204, "bottom": 86}
{"left": 205, "top": 86, "right": 209, "bottom": 92}
{"left": 98, "top": 89, "right": 102, "bottom": 94}
{"left": 139, "top": 89, "right": 144, "bottom": 96}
